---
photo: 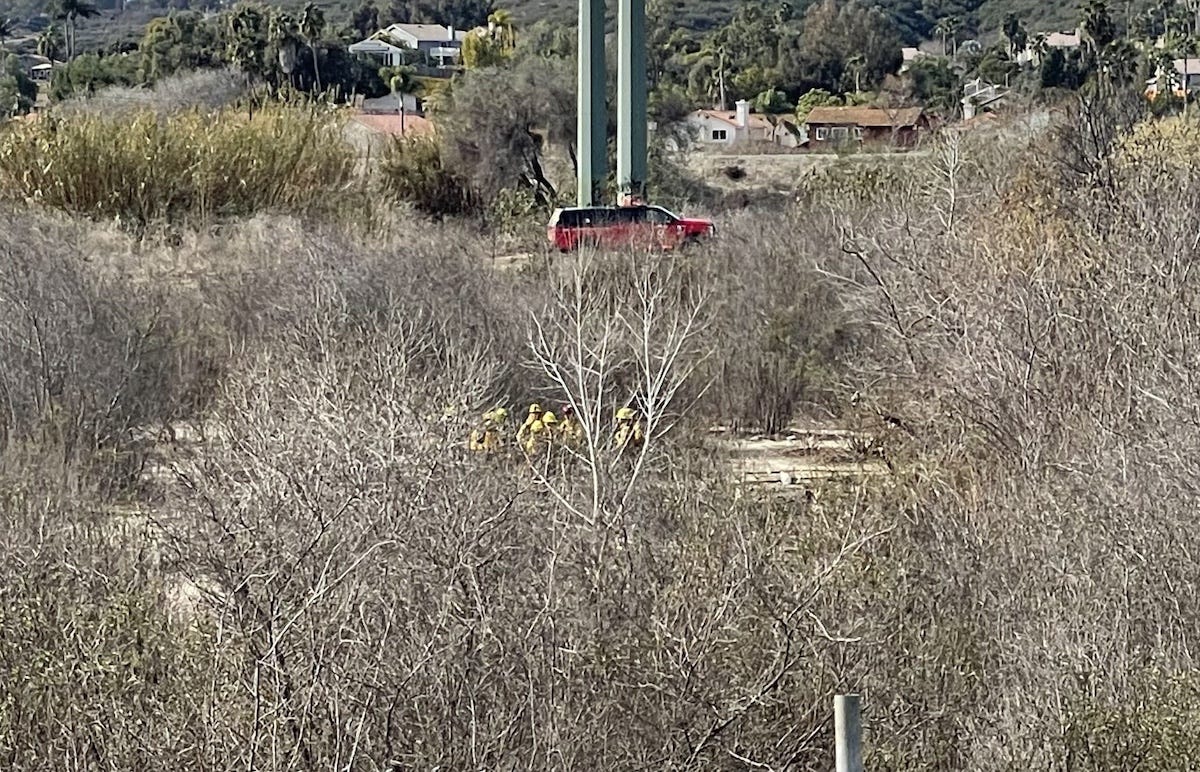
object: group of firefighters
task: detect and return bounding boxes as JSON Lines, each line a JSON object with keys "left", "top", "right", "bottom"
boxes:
{"left": 467, "top": 402, "right": 645, "bottom": 456}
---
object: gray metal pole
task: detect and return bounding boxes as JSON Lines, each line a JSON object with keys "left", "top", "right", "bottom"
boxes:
{"left": 835, "top": 694, "right": 863, "bottom": 772}
{"left": 616, "top": 0, "right": 647, "bottom": 204}
{"left": 576, "top": 0, "right": 607, "bottom": 206}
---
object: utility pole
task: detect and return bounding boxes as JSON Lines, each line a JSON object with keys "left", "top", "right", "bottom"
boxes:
{"left": 834, "top": 694, "right": 864, "bottom": 772}
{"left": 576, "top": 0, "right": 606, "bottom": 206}
{"left": 617, "top": 0, "right": 647, "bottom": 204}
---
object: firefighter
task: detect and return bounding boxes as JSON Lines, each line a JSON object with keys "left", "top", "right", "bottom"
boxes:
{"left": 558, "top": 403, "right": 583, "bottom": 446}
{"left": 516, "top": 403, "right": 544, "bottom": 445}
{"left": 468, "top": 406, "right": 508, "bottom": 452}
{"left": 524, "top": 411, "right": 558, "bottom": 456}
{"left": 613, "top": 406, "right": 644, "bottom": 453}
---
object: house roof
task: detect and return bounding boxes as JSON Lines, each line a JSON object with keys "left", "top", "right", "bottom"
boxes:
{"left": 691, "top": 109, "right": 772, "bottom": 131}
{"left": 349, "top": 113, "right": 434, "bottom": 137}
{"left": 383, "top": 23, "right": 464, "bottom": 43}
{"left": 1173, "top": 58, "right": 1200, "bottom": 75}
{"left": 804, "top": 106, "right": 924, "bottom": 128}
{"left": 1043, "top": 31, "right": 1081, "bottom": 48}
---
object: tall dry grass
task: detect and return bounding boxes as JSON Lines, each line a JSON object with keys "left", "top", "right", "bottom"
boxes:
{"left": 0, "top": 104, "right": 355, "bottom": 227}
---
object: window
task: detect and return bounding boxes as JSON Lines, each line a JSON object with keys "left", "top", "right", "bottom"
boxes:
{"left": 831, "top": 126, "right": 850, "bottom": 141}
{"left": 853, "top": 126, "right": 864, "bottom": 140}
{"left": 815, "top": 127, "right": 828, "bottom": 141}
{"left": 645, "top": 207, "right": 677, "bottom": 225}
{"left": 711, "top": 129, "right": 728, "bottom": 141}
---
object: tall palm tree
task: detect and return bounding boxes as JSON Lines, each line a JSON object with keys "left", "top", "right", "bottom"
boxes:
{"left": 486, "top": 8, "right": 516, "bottom": 52}
{"left": 934, "top": 17, "right": 952, "bottom": 57}
{"left": 299, "top": 2, "right": 324, "bottom": 92}
{"left": 36, "top": 26, "right": 64, "bottom": 61}
{"left": 846, "top": 52, "right": 865, "bottom": 93}
{"left": 0, "top": 17, "right": 15, "bottom": 52}
{"left": 379, "top": 64, "right": 418, "bottom": 133}
{"left": 52, "top": 0, "right": 101, "bottom": 61}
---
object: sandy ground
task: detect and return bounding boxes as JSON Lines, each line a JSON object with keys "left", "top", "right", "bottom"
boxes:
{"left": 718, "top": 424, "right": 891, "bottom": 489}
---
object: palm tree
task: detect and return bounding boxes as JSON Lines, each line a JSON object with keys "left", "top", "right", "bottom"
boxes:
{"left": 846, "top": 52, "right": 865, "bottom": 93}
{"left": 934, "top": 17, "right": 953, "bottom": 56}
{"left": 299, "top": 2, "right": 325, "bottom": 92}
{"left": 52, "top": 0, "right": 101, "bottom": 61}
{"left": 486, "top": 8, "right": 516, "bottom": 52}
{"left": 36, "top": 26, "right": 64, "bottom": 61}
{"left": 0, "top": 17, "right": 15, "bottom": 52}
{"left": 379, "top": 64, "right": 418, "bottom": 133}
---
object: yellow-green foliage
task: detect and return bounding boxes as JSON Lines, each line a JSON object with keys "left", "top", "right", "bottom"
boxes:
{"left": 0, "top": 105, "right": 354, "bottom": 226}
{"left": 1111, "top": 116, "right": 1200, "bottom": 181}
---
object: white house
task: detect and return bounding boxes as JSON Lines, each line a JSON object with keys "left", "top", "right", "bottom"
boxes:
{"left": 349, "top": 23, "right": 467, "bottom": 68}
{"left": 686, "top": 100, "right": 774, "bottom": 148}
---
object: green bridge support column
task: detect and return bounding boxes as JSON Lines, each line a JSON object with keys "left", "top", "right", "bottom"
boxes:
{"left": 616, "top": 0, "right": 647, "bottom": 204}
{"left": 576, "top": 0, "right": 607, "bottom": 206}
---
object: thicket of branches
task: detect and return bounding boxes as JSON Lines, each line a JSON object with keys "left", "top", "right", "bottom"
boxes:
{"left": 5, "top": 100, "right": 1200, "bottom": 769}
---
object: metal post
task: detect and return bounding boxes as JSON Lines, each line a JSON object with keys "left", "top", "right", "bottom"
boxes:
{"left": 576, "top": 0, "right": 606, "bottom": 206}
{"left": 835, "top": 694, "right": 863, "bottom": 772}
{"left": 616, "top": 0, "right": 647, "bottom": 204}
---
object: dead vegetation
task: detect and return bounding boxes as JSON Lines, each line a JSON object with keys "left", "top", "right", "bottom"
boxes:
{"left": 3, "top": 97, "right": 1200, "bottom": 769}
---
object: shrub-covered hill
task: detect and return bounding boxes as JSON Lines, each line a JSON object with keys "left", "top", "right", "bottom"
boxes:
{"left": 2, "top": 0, "right": 1152, "bottom": 43}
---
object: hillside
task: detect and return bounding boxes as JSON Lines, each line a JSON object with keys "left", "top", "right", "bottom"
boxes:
{"left": 0, "top": 0, "right": 1150, "bottom": 43}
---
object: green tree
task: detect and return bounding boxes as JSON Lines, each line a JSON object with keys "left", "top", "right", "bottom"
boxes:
{"left": 778, "top": 0, "right": 902, "bottom": 97}
{"left": 350, "top": 1, "right": 379, "bottom": 38}
{"left": 0, "top": 53, "right": 37, "bottom": 116}
{"left": 461, "top": 27, "right": 507, "bottom": 68}
{"left": 904, "top": 56, "right": 960, "bottom": 113}
{"left": 137, "top": 12, "right": 219, "bottom": 83}
{"left": 1002, "top": 13, "right": 1027, "bottom": 60}
{"left": 752, "top": 86, "right": 792, "bottom": 114}
{"left": 1081, "top": 0, "right": 1119, "bottom": 52}
{"left": 52, "top": 0, "right": 101, "bottom": 61}
{"left": 486, "top": 8, "right": 516, "bottom": 51}
{"left": 438, "top": 55, "right": 573, "bottom": 205}
{"left": 794, "top": 87, "right": 841, "bottom": 121}
{"left": 48, "top": 51, "right": 138, "bottom": 100}
{"left": 299, "top": 3, "right": 325, "bottom": 92}
{"left": 225, "top": 3, "right": 269, "bottom": 109}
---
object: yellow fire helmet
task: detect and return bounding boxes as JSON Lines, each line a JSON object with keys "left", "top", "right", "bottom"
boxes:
{"left": 616, "top": 407, "right": 636, "bottom": 421}
{"left": 541, "top": 411, "right": 558, "bottom": 425}
{"left": 528, "top": 403, "right": 543, "bottom": 414}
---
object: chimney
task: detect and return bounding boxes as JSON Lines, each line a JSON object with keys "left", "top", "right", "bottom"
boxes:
{"left": 448, "top": 24, "right": 455, "bottom": 41}
{"left": 735, "top": 99, "right": 749, "bottom": 129}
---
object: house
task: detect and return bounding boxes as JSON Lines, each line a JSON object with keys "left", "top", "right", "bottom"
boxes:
{"left": 17, "top": 53, "right": 59, "bottom": 81}
{"left": 1146, "top": 58, "right": 1200, "bottom": 99}
{"left": 686, "top": 100, "right": 774, "bottom": 147}
{"left": 771, "top": 118, "right": 804, "bottom": 148}
{"left": 348, "top": 23, "right": 467, "bottom": 69}
{"left": 900, "top": 47, "right": 930, "bottom": 73}
{"left": 1017, "top": 29, "right": 1082, "bottom": 66}
{"left": 802, "top": 106, "right": 926, "bottom": 150}
{"left": 961, "top": 77, "right": 1008, "bottom": 118}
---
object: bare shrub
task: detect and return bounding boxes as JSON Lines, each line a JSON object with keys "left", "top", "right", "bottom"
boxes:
{"left": 54, "top": 68, "right": 248, "bottom": 117}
